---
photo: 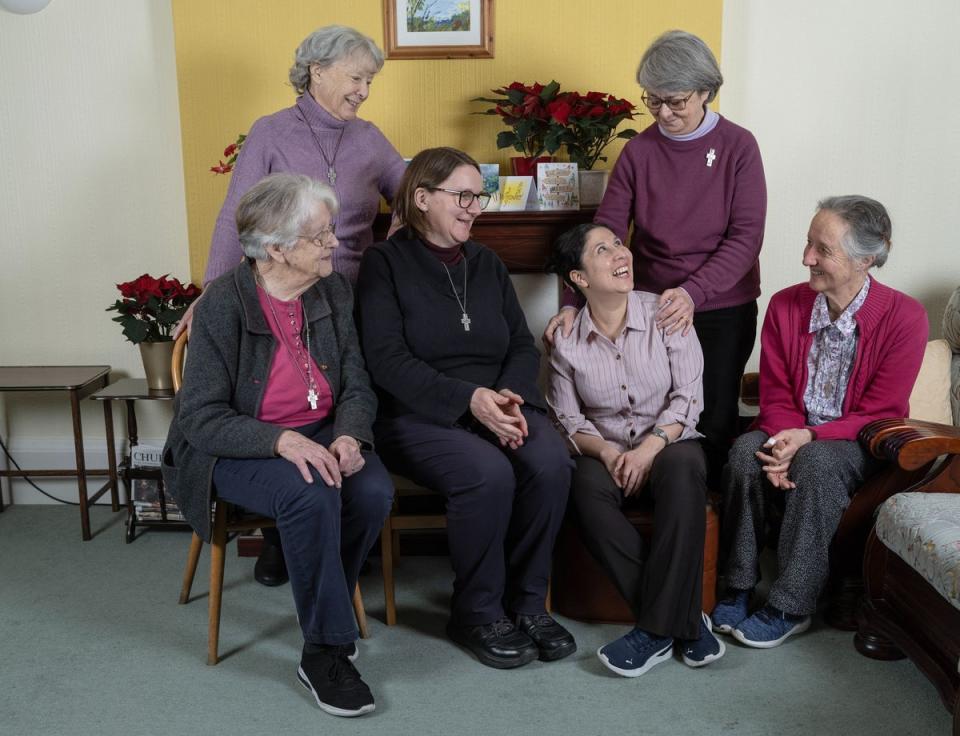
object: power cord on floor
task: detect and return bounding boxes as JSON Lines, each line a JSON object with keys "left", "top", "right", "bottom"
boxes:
{"left": 0, "top": 432, "right": 79, "bottom": 506}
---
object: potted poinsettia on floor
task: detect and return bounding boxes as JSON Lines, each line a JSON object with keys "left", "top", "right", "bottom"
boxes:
{"left": 107, "top": 274, "right": 201, "bottom": 390}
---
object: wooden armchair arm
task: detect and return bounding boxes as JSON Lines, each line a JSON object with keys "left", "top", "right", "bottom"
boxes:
{"left": 859, "top": 418, "right": 960, "bottom": 471}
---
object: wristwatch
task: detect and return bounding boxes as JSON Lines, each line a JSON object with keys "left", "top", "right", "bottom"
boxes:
{"left": 650, "top": 426, "right": 670, "bottom": 445}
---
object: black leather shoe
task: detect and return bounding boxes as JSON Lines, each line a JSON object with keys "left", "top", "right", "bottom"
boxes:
{"left": 446, "top": 617, "right": 538, "bottom": 669}
{"left": 516, "top": 613, "right": 577, "bottom": 661}
{"left": 254, "top": 542, "right": 289, "bottom": 586}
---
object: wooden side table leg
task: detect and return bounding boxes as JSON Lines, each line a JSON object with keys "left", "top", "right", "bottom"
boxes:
{"left": 102, "top": 399, "right": 119, "bottom": 512}
{"left": 70, "top": 389, "right": 91, "bottom": 541}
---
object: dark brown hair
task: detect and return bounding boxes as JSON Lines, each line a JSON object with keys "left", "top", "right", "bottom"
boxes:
{"left": 394, "top": 147, "right": 480, "bottom": 237}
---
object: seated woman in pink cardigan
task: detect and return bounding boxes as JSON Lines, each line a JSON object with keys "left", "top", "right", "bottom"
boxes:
{"left": 713, "top": 195, "right": 928, "bottom": 648}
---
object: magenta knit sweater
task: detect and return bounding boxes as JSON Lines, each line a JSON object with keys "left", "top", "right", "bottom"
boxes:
{"left": 757, "top": 279, "right": 929, "bottom": 441}
{"left": 590, "top": 116, "right": 766, "bottom": 312}
{"left": 204, "top": 95, "right": 406, "bottom": 286}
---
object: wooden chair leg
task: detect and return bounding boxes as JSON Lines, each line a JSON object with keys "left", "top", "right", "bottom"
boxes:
{"left": 381, "top": 517, "right": 397, "bottom": 626}
{"left": 207, "top": 503, "right": 227, "bottom": 666}
{"left": 353, "top": 583, "right": 369, "bottom": 639}
{"left": 545, "top": 578, "right": 552, "bottom": 614}
{"left": 178, "top": 532, "right": 203, "bottom": 604}
{"left": 392, "top": 527, "right": 401, "bottom": 567}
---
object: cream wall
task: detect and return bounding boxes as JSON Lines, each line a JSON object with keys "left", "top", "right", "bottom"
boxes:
{"left": 0, "top": 0, "right": 189, "bottom": 503}
{"left": 721, "top": 0, "right": 960, "bottom": 370}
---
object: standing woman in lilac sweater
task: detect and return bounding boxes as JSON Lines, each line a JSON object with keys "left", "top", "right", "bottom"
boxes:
{"left": 544, "top": 30, "right": 766, "bottom": 487}
{"left": 176, "top": 25, "right": 406, "bottom": 586}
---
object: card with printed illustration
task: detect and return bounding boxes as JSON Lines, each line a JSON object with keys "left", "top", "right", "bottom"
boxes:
{"left": 499, "top": 175, "right": 534, "bottom": 211}
{"left": 537, "top": 162, "right": 579, "bottom": 210}
{"left": 479, "top": 164, "right": 501, "bottom": 210}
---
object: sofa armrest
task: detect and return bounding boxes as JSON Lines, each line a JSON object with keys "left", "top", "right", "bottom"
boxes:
{"left": 860, "top": 418, "right": 960, "bottom": 471}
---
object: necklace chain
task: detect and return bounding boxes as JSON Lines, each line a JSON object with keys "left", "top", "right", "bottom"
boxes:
{"left": 442, "top": 259, "right": 471, "bottom": 332}
{"left": 302, "top": 115, "right": 345, "bottom": 186}
{"left": 255, "top": 269, "right": 319, "bottom": 410}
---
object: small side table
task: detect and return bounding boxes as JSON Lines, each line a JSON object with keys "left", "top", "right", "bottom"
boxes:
{"left": 90, "top": 378, "right": 187, "bottom": 542}
{"left": 0, "top": 365, "right": 118, "bottom": 539}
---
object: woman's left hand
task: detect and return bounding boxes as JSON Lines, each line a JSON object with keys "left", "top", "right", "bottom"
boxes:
{"left": 329, "top": 435, "right": 365, "bottom": 477}
{"left": 755, "top": 429, "right": 813, "bottom": 490}
{"left": 655, "top": 287, "right": 695, "bottom": 336}
{"left": 497, "top": 388, "right": 528, "bottom": 449}
{"left": 614, "top": 443, "right": 658, "bottom": 497}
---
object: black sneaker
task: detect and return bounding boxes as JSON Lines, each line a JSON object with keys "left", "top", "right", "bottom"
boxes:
{"left": 515, "top": 613, "right": 577, "bottom": 661}
{"left": 254, "top": 542, "right": 288, "bottom": 586}
{"left": 446, "top": 617, "right": 538, "bottom": 669}
{"left": 297, "top": 645, "right": 375, "bottom": 717}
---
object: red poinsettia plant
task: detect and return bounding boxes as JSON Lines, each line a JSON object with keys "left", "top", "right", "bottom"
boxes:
{"left": 473, "top": 81, "right": 640, "bottom": 169}
{"left": 210, "top": 133, "right": 246, "bottom": 174}
{"left": 107, "top": 274, "right": 202, "bottom": 344}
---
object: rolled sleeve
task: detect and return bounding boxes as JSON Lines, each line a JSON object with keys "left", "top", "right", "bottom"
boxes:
{"left": 653, "top": 325, "right": 705, "bottom": 439}
{"left": 547, "top": 344, "right": 602, "bottom": 452}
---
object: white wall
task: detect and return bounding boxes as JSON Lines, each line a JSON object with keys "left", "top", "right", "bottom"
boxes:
{"left": 721, "top": 0, "right": 960, "bottom": 369}
{"left": 0, "top": 0, "right": 188, "bottom": 503}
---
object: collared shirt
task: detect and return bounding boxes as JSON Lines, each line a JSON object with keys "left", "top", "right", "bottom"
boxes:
{"left": 547, "top": 291, "right": 704, "bottom": 454}
{"left": 803, "top": 277, "right": 871, "bottom": 425}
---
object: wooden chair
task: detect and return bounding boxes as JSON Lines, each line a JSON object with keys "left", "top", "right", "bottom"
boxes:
{"left": 170, "top": 331, "right": 368, "bottom": 665}
{"left": 380, "top": 473, "right": 553, "bottom": 625}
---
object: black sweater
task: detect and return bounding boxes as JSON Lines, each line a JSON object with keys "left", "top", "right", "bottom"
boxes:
{"left": 356, "top": 229, "right": 545, "bottom": 426}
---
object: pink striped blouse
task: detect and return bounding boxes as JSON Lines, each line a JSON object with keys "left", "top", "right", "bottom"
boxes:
{"left": 547, "top": 290, "right": 704, "bottom": 454}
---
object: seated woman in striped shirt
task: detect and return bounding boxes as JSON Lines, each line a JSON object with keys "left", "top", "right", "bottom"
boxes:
{"left": 545, "top": 223, "right": 724, "bottom": 678}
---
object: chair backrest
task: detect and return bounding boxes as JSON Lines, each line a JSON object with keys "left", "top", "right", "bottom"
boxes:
{"left": 171, "top": 331, "right": 188, "bottom": 394}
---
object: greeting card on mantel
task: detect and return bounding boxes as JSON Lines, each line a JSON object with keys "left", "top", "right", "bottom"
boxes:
{"left": 479, "top": 164, "right": 501, "bottom": 211}
{"left": 537, "top": 162, "right": 579, "bottom": 210}
{"left": 499, "top": 176, "right": 534, "bottom": 211}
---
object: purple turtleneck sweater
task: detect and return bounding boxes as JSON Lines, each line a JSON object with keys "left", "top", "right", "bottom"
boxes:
{"left": 589, "top": 115, "right": 766, "bottom": 312}
{"left": 205, "top": 94, "right": 406, "bottom": 285}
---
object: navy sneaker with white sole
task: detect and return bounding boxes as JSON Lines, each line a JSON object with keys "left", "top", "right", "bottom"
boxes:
{"left": 711, "top": 588, "right": 751, "bottom": 634}
{"left": 679, "top": 612, "right": 726, "bottom": 667}
{"left": 733, "top": 604, "right": 811, "bottom": 648}
{"left": 597, "top": 627, "right": 674, "bottom": 678}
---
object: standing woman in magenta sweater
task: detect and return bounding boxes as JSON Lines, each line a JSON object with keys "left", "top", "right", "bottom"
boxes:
{"left": 543, "top": 30, "right": 766, "bottom": 487}
{"left": 712, "top": 196, "right": 928, "bottom": 647}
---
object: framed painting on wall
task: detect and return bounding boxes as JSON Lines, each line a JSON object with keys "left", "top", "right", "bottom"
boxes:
{"left": 383, "top": 0, "right": 495, "bottom": 59}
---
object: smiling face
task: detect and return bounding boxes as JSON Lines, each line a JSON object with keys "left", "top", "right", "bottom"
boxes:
{"left": 647, "top": 89, "right": 709, "bottom": 136}
{"left": 308, "top": 52, "right": 378, "bottom": 120}
{"left": 416, "top": 164, "right": 483, "bottom": 248}
{"left": 276, "top": 201, "right": 338, "bottom": 282}
{"left": 571, "top": 226, "right": 634, "bottom": 296}
{"left": 803, "top": 209, "right": 870, "bottom": 310}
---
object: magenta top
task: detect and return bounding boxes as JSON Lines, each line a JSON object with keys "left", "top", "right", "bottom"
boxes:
{"left": 547, "top": 290, "right": 704, "bottom": 454}
{"left": 255, "top": 286, "right": 333, "bottom": 426}
{"left": 757, "top": 279, "right": 928, "bottom": 441}
{"left": 205, "top": 94, "right": 406, "bottom": 286}
{"left": 586, "top": 115, "right": 767, "bottom": 312}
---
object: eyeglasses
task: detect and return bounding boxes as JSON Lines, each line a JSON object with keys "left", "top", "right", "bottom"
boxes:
{"left": 297, "top": 225, "right": 336, "bottom": 247}
{"left": 640, "top": 91, "right": 696, "bottom": 112}
{"left": 428, "top": 188, "right": 492, "bottom": 210}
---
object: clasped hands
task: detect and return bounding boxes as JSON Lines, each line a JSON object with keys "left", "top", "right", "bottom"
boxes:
{"left": 470, "top": 387, "right": 528, "bottom": 449}
{"left": 600, "top": 441, "right": 660, "bottom": 497}
{"left": 276, "top": 430, "right": 365, "bottom": 488}
{"left": 755, "top": 428, "right": 814, "bottom": 490}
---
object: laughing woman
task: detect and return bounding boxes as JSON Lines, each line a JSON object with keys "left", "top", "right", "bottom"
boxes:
{"left": 546, "top": 223, "right": 724, "bottom": 679}
{"left": 356, "top": 147, "right": 575, "bottom": 670}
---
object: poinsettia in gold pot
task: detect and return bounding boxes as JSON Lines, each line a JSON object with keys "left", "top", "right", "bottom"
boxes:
{"left": 107, "top": 274, "right": 201, "bottom": 390}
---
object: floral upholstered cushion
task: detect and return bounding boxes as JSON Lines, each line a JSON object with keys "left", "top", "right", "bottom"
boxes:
{"left": 876, "top": 492, "right": 960, "bottom": 612}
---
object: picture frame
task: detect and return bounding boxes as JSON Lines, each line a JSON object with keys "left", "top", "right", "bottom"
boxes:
{"left": 383, "top": 0, "right": 495, "bottom": 60}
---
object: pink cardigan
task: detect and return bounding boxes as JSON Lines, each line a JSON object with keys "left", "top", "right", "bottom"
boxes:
{"left": 757, "top": 279, "right": 928, "bottom": 441}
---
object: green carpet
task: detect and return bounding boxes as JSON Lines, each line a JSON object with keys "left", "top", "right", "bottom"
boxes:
{"left": 0, "top": 506, "right": 950, "bottom": 736}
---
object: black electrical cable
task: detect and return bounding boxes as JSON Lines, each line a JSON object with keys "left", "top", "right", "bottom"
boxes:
{"left": 0, "top": 433, "right": 79, "bottom": 506}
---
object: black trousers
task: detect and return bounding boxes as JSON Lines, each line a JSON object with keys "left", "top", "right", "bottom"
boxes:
{"left": 374, "top": 408, "right": 572, "bottom": 625}
{"left": 693, "top": 301, "right": 758, "bottom": 489}
{"left": 569, "top": 440, "right": 707, "bottom": 640}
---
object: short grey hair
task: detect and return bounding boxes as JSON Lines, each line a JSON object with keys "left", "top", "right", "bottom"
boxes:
{"left": 288, "top": 25, "right": 384, "bottom": 95}
{"left": 817, "top": 195, "right": 892, "bottom": 269}
{"left": 636, "top": 30, "right": 723, "bottom": 103}
{"left": 236, "top": 174, "right": 339, "bottom": 261}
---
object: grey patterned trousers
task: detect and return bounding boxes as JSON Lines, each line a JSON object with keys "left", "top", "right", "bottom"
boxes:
{"left": 719, "top": 430, "right": 879, "bottom": 615}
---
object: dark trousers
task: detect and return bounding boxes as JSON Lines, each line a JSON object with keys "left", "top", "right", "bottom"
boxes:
{"left": 374, "top": 408, "right": 572, "bottom": 625}
{"left": 213, "top": 420, "right": 393, "bottom": 646}
{"left": 693, "top": 301, "right": 758, "bottom": 489}
{"left": 569, "top": 440, "right": 707, "bottom": 640}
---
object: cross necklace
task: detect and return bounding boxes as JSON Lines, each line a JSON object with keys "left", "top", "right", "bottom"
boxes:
{"left": 303, "top": 118, "right": 345, "bottom": 186}
{"left": 442, "top": 260, "right": 471, "bottom": 332}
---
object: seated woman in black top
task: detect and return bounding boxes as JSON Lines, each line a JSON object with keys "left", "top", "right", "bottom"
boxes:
{"left": 356, "top": 147, "right": 575, "bottom": 669}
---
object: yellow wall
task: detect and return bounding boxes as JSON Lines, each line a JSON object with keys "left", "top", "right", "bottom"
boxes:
{"left": 171, "top": 0, "right": 722, "bottom": 282}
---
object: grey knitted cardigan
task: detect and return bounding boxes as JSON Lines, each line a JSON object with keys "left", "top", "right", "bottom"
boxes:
{"left": 161, "top": 261, "right": 377, "bottom": 541}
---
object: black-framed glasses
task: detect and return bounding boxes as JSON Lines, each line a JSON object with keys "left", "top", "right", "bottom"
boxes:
{"left": 640, "top": 91, "right": 696, "bottom": 112}
{"left": 297, "top": 225, "right": 336, "bottom": 247}
{"left": 429, "top": 187, "right": 492, "bottom": 210}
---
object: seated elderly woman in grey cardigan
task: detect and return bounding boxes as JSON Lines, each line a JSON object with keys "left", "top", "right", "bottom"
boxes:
{"left": 162, "top": 173, "right": 392, "bottom": 718}
{"left": 545, "top": 223, "right": 724, "bottom": 679}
